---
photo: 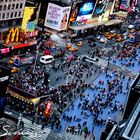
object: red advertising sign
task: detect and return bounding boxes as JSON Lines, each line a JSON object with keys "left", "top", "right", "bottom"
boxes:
{"left": 44, "top": 101, "right": 52, "bottom": 117}
{"left": 13, "top": 40, "right": 37, "bottom": 49}
{"left": 25, "top": 30, "right": 38, "bottom": 38}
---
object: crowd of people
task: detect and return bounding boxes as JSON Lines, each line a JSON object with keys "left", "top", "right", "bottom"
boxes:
{"left": 5, "top": 6, "right": 140, "bottom": 140}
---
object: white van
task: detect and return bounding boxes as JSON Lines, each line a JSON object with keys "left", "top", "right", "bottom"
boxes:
{"left": 40, "top": 55, "right": 54, "bottom": 64}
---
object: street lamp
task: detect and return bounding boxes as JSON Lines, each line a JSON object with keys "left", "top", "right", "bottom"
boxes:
{"left": 33, "top": 43, "right": 40, "bottom": 73}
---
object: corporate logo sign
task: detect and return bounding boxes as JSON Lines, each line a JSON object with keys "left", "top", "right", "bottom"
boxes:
{"left": 44, "top": 3, "right": 71, "bottom": 31}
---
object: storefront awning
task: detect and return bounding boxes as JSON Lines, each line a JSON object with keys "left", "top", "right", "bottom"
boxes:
{"left": 104, "top": 19, "right": 123, "bottom": 26}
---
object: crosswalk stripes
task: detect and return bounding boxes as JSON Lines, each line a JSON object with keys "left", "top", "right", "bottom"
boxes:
{"left": 22, "top": 117, "right": 51, "bottom": 140}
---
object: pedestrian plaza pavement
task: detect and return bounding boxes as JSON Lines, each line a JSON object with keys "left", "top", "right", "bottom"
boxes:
{"left": 111, "top": 48, "right": 140, "bottom": 74}
{"left": 60, "top": 70, "right": 133, "bottom": 140}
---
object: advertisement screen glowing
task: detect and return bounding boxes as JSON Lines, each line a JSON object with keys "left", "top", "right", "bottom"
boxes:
{"left": 76, "top": 0, "right": 96, "bottom": 21}
{"left": 44, "top": 3, "right": 71, "bottom": 31}
{"left": 21, "top": 7, "right": 39, "bottom": 32}
{"left": 93, "top": 0, "right": 107, "bottom": 16}
{"left": 120, "top": 0, "right": 128, "bottom": 10}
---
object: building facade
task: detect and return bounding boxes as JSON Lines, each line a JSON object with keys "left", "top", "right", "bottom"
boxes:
{"left": 0, "top": 0, "right": 26, "bottom": 43}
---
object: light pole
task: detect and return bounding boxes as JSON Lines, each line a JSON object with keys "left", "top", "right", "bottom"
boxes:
{"left": 33, "top": 43, "right": 40, "bottom": 73}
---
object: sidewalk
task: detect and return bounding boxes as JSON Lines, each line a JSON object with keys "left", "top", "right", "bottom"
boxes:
{"left": 4, "top": 110, "right": 51, "bottom": 140}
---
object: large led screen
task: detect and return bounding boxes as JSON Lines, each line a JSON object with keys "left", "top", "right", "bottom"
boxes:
{"left": 120, "top": 0, "right": 128, "bottom": 10}
{"left": 93, "top": 0, "right": 107, "bottom": 16}
{"left": 44, "top": 3, "right": 71, "bottom": 31}
{"left": 76, "top": 0, "right": 97, "bottom": 21}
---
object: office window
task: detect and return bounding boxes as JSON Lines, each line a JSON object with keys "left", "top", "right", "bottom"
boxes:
{"left": 20, "top": 3, "right": 23, "bottom": 9}
{"left": 12, "top": 4, "right": 15, "bottom": 9}
{"left": 0, "top": 14, "right": 1, "bottom": 19}
{"left": 10, "top": 12, "right": 13, "bottom": 18}
{"left": 6, "top": 13, "right": 9, "bottom": 18}
{"left": 8, "top": 4, "right": 11, "bottom": 10}
{"left": 5, "top": 0, "right": 7, "bottom": 2}
{"left": 16, "top": 4, "right": 19, "bottom": 9}
{"left": 14, "top": 12, "right": 17, "bottom": 17}
{"left": 0, "top": 5, "right": 2, "bottom": 11}
{"left": 18, "top": 11, "right": 21, "bottom": 17}
{"left": 3, "top": 5, "right": 6, "bottom": 10}
{"left": 2, "top": 13, "right": 5, "bottom": 19}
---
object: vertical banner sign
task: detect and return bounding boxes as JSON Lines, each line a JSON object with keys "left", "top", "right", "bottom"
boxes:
{"left": 94, "top": 0, "right": 108, "bottom": 17}
{"left": 103, "top": 0, "right": 114, "bottom": 21}
{"left": 120, "top": 0, "right": 128, "bottom": 10}
{"left": 44, "top": 3, "right": 71, "bottom": 31}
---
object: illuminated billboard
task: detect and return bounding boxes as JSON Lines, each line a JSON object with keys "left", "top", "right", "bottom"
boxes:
{"left": 120, "top": 0, "right": 128, "bottom": 10}
{"left": 21, "top": 7, "right": 39, "bottom": 32}
{"left": 44, "top": 3, "right": 71, "bottom": 31}
{"left": 113, "top": 0, "right": 121, "bottom": 12}
{"left": 103, "top": 0, "right": 114, "bottom": 21}
{"left": 69, "top": 1, "right": 83, "bottom": 22}
{"left": 76, "top": 0, "right": 97, "bottom": 21}
{"left": 93, "top": 0, "right": 107, "bottom": 16}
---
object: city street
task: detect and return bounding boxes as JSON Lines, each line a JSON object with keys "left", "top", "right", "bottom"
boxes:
{"left": 0, "top": 1, "right": 140, "bottom": 140}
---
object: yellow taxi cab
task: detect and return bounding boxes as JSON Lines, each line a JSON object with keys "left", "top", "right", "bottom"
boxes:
{"left": 8, "top": 57, "right": 15, "bottom": 65}
{"left": 11, "top": 67, "right": 20, "bottom": 73}
{"left": 68, "top": 47, "right": 78, "bottom": 52}
{"left": 104, "top": 32, "right": 110, "bottom": 37}
{"left": 111, "top": 33, "right": 116, "bottom": 37}
{"left": 106, "top": 35, "right": 112, "bottom": 40}
{"left": 66, "top": 45, "right": 72, "bottom": 49}
{"left": 77, "top": 41, "right": 83, "bottom": 47}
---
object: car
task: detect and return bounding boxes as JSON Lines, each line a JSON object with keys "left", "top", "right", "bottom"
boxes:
{"left": 106, "top": 35, "right": 112, "bottom": 40}
{"left": 40, "top": 55, "right": 54, "bottom": 64}
{"left": 68, "top": 47, "right": 78, "bottom": 52}
{"left": 11, "top": 67, "right": 20, "bottom": 73}
{"left": 8, "top": 56, "right": 20, "bottom": 65}
{"left": 99, "top": 37, "right": 107, "bottom": 43}
{"left": 66, "top": 45, "right": 72, "bottom": 49}
{"left": 116, "top": 37, "right": 123, "bottom": 42}
{"left": 111, "top": 33, "right": 116, "bottom": 37}
{"left": 88, "top": 38, "right": 96, "bottom": 43}
{"left": 97, "top": 35, "right": 101, "bottom": 40}
{"left": 89, "top": 42, "right": 96, "bottom": 47}
{"left": 77, "top": 41, "right": 83, "bottom": 47}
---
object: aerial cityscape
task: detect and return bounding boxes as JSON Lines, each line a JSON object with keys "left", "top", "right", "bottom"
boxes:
{"left": 0, "top": 0, "right": 140, "bottom": 140}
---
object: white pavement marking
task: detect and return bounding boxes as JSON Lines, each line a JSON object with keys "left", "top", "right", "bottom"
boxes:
{"left": 22, "top": 118, "right": 51, "bottom": 140}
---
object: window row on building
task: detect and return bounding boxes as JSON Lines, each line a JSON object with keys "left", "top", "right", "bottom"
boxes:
{"left": 0, "top": 3, "right": 23, "bottom": 11}
{"left": 0, "top": 11, "right": 22, "bottom": 20}
{"left": 0, "top": 0, "right": 24, "bottom": 2}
